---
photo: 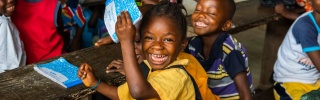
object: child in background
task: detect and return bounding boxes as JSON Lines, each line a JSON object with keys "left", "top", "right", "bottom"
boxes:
{"left": 273, "top": 0, "right": 320, "bottom": 99}
{"left": 11, "top": 0, "right": 64, "bottom": 64}
{"left": 0, "top": 0, "right": 26, "bottom": 73}
{"left": 60, "top": 0, "right": 86, "bottom": 52}
{"left": 275, "top": 0, "right": 313, "bottom": 21}
{"left": 185, "top": 0, "right": 254, "bottom": 99}
{"left": 78, "top": 1, "right": 197, "bottom": 99}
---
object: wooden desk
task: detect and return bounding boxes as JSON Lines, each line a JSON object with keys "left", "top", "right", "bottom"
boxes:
{"left": 0, "top": 44, "right": 126, "bottom": 99}
{"left": 0, "top": 0, "right": 303, "bottom": 99}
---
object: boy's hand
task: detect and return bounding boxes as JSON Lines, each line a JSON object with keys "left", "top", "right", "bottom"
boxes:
{"left": 275, "top": 4, "right": 287, "bottom": 16}
{"left": 94, "top": 36, "right": 113, "bottom": 46}
{"left": 106, "top": 59, "right": 125, "bottom": 75}
{"left": 115, "top": 11, "right": 136, "bottom": 43}
{"left": 77, "top": 63, "right": 98, "bottom": 87}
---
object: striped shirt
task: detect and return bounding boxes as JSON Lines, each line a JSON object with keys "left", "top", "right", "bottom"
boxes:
{"left": 185, "top": 33, "right": 254, "bottom": 99}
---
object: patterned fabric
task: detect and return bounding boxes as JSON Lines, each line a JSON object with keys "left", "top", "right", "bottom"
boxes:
{"left": 185, "top": 33, "right": 254, "bottom": 99}
{"left": 273, "top": 81, "right": 320, "bottom": 100}
{"left": 61, "top": 0, "right": 86, "bottom": 32}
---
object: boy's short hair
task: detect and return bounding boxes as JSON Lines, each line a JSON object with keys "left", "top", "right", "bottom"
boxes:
{"left": 139, "top": 0, "right": 187, "bottom": 40}
{"left": 223, "top": 0, "right": 236, "bottom": 20}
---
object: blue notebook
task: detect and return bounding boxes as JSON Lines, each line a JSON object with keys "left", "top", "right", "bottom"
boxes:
{"left": 33, "top": 57, "right": 82, "bottom": 88}
{"left": 104, "top": 0, "right": 142, "bottom": 43}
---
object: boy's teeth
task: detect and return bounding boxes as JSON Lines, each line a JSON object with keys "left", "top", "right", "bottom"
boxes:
{"left": 196, "top": 22, "right": 207, "bottom": 27}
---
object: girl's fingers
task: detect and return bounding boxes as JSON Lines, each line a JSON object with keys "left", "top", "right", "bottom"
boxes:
{"left": 116, "top": 15, "right": 122, "bottom": 29}
{"left": 124, "top": 11, "right": 132, "bottom": 25}
{"left": 121, "top": 12, "right": 127, "bottom": 26}
{"left": 81, "top": 72, "right": 86, "bottom": 80}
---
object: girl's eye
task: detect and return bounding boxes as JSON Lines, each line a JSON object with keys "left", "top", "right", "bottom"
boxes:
{"left": 144, "top": 36, "right": 153, "bottom": 40}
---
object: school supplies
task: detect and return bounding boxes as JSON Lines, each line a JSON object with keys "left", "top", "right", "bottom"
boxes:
{"left": 33, "top": 57, "right": 82, "bottom": 88}
{"left": 104, "top": 0, "right": 142, "bottom": 43}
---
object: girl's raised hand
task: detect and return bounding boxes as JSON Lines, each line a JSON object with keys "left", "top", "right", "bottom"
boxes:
{"left": 115, "top": 11, "right": 136, "bottom": 43}
{"left": 77, "top": 63, "right": 99, "bottom": 88}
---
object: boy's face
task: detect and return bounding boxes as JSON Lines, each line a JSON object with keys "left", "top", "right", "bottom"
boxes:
{"left": 141, "top": 17, "right": 183, "bottom": 70}
{"left": 191, "top": 0, "right": 227, "bottom": 36}
{"left": 3, "top": 0, "right": 15, "bottom": 16}
{"left": 134, "top": 28, "right": 144, "bottom": 63}
{"left": 0, "top": 0, "right": 4, "bottom": 15}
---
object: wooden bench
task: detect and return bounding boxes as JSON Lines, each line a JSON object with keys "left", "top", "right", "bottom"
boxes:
{"left": 0, "top": 0, "right": 304, "bottom": 99}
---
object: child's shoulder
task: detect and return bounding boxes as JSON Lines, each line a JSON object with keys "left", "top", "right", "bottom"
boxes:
{"left": 222, "top": 34, "right": 247, "bottom": 55}
{"left": 293, "top": 12, "right": 317, "bottom": 30}
{"left": 0, "top": 16, "right": 9, "bottom": 24}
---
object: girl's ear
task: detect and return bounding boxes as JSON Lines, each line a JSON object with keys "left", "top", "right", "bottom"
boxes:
{"left": 181, "top": 38, "right": 188, "bottom": 51}
{"left": 222, "top": 20, "right": 233, "bottom": 31}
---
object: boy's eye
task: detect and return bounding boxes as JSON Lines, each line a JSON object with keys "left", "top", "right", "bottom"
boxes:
{"left": 134, "top": 40, "right": 141, "bottom": 43}
{"left": 163, "top": 38, "right": 174, "bottom": 42}
{"left": 195, "top": 8, "right": 200, "bottom": 12}
{"left": 208, "top": 12, "right": 215, "bottom": 15}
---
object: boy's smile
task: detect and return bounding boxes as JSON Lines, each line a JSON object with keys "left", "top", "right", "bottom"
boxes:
{"left": 192, "top": 0, "right": 228, "bottom": 36}
{"left": 142, "top": 17, "right": 183, "bottom": 70}
{"left": 4, "top": 0, "right": 15, "bottom": 16}
{"left": 194, "top": 21, "right": 208, "bottom": 28}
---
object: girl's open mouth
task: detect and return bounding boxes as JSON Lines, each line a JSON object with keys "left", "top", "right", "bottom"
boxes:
{"left": 149, "top": 54, "right": 168, "bottom": 64}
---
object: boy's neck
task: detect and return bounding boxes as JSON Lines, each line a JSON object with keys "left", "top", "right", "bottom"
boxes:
{"left": 201, "top": 32, "right": 222, "bottom": 59}
{"left": 312, "top": 11, "right": 320, "bottom": 27}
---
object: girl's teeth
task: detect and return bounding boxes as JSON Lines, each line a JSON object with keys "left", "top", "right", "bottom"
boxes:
{"left": 151, "top": 54, "right": 168, "bottom": 62}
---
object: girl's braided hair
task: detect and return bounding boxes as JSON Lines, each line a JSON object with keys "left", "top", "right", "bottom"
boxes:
{"left": 139, "top": 0, "right": 188, "bottom": 40}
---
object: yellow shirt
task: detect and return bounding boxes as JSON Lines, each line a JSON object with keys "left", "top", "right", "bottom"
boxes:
{"left": 178, "top": 52, "right": 220, "bottom": 100}
{"left": 118, "top": 58, "right": 195, "bottom": 100}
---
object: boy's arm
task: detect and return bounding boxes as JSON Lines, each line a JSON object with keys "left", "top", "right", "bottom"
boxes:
{"left": 69, "top": 25, "right": 84, "bottom": 52}
{"left": 274, "top": 4, "right": 300, "bottom": 21}
{"left": 95, "top": 36, "right": 114, "bottom": 46}
{"left": 224, "top": 50, "right": 252, "bottom": 100}
{"left": 307, "top": 51, "right": 320, "bottom": 70}
{"left": 234, "top": 72, "right": 252, "bottom": 100}
{"left": 116, "top": 11, "right": 159, "bottom": 99}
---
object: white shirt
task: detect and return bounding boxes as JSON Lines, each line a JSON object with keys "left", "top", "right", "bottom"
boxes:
{"left": 274, "top": 12, "right": 320, "bottom": 84}
{"left": 0, "top": 15, "right": 26, "bottom": 73}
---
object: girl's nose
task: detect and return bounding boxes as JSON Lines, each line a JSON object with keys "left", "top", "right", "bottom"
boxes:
{"left": 151, "top": 41, "right": 164, "bottom": 50}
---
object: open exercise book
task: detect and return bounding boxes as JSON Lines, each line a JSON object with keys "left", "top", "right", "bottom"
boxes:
{"left": 104, "top": 0, "right": 142, "bottom": 43}
{"left": 34, "top": 57, "right": 82, "bottom": 88}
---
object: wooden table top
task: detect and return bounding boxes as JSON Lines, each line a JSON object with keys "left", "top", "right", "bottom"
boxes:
{"left": 0, "top": 44, "right": 125, "bottom": 99}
